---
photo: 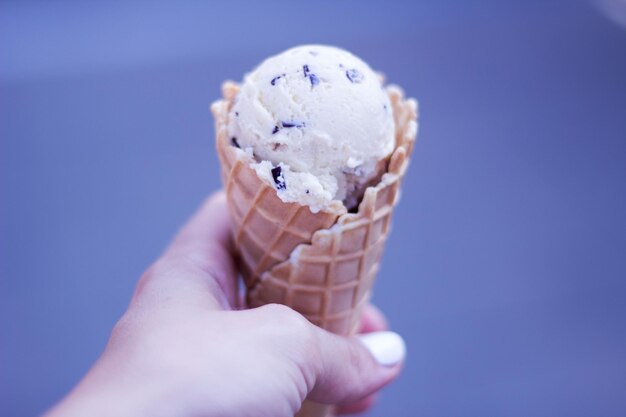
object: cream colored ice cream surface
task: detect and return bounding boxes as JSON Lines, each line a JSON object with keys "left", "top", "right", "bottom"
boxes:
{"left": 228, "top": 45, "right": 395, "bottom": 213}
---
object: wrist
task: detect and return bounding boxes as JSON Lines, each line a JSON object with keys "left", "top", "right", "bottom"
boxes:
{"left": 45, "top": 352, "right": 167, "bottom": 417}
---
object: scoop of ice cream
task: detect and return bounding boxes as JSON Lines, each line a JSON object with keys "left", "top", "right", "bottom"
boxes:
{"left": 228, "top": 45, "right": 395, "bottom": 212}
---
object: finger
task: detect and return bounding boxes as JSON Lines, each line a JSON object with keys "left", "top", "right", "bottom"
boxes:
{"left": 333, "top": 302, "right": 388, "bottom": 413}
{"left": 308, "top": 328, "right": 406, "bottom": 405}
{"left": 164, "top": 191, "right": 237, "bottom": 306}
{"left": 358, "top": 303, "right": 388, "bottom": 334}
{"left": 134, "top": 191, "right": 237, "bottom": 309}
{"left": 336, "top": 393, "right": 378, "bottom": 415}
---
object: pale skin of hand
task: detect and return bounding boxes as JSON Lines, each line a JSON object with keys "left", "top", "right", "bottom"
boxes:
{"left": 46, "top": 192, "right": 403, "bottom": 417}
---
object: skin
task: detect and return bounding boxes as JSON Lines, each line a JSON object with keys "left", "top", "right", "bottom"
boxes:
{"left": 46, "top": 192, "right": 402, "bottom": 417}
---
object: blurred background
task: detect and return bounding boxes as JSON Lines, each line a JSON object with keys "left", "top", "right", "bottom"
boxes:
{"left": 2, "top": 0, "right": 626, "bottom": 416}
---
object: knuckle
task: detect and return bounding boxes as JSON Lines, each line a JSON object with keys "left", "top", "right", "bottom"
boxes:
{"left": 259, "top": 304, "right": 315, "bottom": 339}
{"left": 133, "top": 260, "right": 168, "bottom": 299}
{"left": 255, "top": 304, "right": 319, "bottom": 388}
{"left": 109, "top": 311, "right": 138, "bottom": 345}
{"left": 133, "top": 266, "right": 156, "bottom": 298}
{"left": 259, "top": 302, "right": 293, "bottom": 316}
{"left": 258, "top": 303, "right": 297, "bottom": 321}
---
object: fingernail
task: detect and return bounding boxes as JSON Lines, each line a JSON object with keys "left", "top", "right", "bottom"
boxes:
{"left": 358, "top": 331, "right": 406, "bottom": 366}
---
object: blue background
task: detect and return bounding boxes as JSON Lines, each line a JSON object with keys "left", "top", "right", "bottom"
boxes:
{"left": 2, "top": 1, "right": 626, "bottom": 416}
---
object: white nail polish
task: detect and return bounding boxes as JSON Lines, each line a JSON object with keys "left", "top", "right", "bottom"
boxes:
{"left": 358, "top": 331, "right": 406, "bottom": 366}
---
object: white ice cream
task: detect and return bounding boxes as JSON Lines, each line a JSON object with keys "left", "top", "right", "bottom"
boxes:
{"left": 228, "top": 45, "right": 395, "bottom": 212}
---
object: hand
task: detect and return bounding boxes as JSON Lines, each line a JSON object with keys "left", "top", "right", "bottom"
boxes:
{"left": 46, "top": 192, "right": 406, "bottom": 417}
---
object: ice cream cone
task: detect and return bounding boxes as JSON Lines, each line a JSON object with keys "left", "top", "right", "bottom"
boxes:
{"left": 213, "top": 82, "right": 347, "bottom": 289}
{"left": 211, "top": 81, "right": 418, "bottom": 417}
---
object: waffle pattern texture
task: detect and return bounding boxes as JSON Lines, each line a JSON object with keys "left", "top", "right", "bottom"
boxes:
{"left": 212, "top": 81, "right": 418, "bottom": 416}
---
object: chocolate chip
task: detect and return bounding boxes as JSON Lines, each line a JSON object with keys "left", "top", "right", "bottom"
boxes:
{"left": 346, "top": 68, "right": 364, "bottom": 83}
{"left": 235, "top": 111, "right": 239, "bottom": 117}
{"left": 273, "top": 121, "right": 305, "bottom": 134}
{"left": 303, "top": 65, "right": 319, "bottom": 87}
{"left": 281, "top": 121, "right": 305, "bottom": 129}
{"left": 305, "top": 190, "right": 310, "bottom": 194}
{"left": 231, "top": 137, "right": 240, "bottom": 148}
{"left": 271, "top": 74, "right": 286, "bottom": 86}
{"left": 271, "top": 166, "right": 286, "bottom": 190}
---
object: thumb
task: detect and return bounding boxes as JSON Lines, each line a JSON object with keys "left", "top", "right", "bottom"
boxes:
{"left": 308, "top": 328, "right": 406, "bottom": 405}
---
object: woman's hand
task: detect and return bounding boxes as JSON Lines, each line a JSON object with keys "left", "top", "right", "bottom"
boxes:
{"left": 46, "top": 192, "right": 405, "bottom": 417}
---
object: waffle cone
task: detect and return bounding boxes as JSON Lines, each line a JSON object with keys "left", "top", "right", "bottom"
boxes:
{"left": 211, "top": 81, "right": 418, "bottom": 417}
